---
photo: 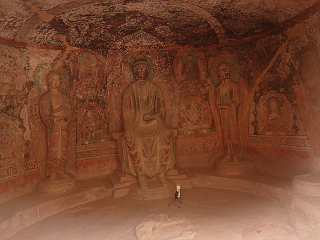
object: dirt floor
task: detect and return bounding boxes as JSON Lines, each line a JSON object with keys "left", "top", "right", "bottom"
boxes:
{"left": 9, "top": 187, "right": 299, "bottom": 240}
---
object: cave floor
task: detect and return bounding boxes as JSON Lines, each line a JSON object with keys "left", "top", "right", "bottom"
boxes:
{"left": 9, "top": 187, "right": 299, "bottom": 240}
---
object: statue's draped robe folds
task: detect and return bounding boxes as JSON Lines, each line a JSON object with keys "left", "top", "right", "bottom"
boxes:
{"left": 120, "top": 81, "right": 175, "bottom": 177}
{"left": 39, "top": 92, "right": 71, "bottom": 176}
{"left": 216, "top": 81, "right": 241, "bottom": 148}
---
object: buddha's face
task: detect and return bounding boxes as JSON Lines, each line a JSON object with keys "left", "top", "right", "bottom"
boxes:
{"left": 218, "top": 63, "right": 230, "bottom": 84}
{"left": 47, "top": 74, "right": 60, "bottom": 90}
{"left": 270, "top": 101, "right": 277, "bottom": 110}
{"left": 86, "top": 111, "right": 95, "bottom": 123}
{"left": 186, "top": 55, "right": 193, "bottom": 63}
{"left": 134, "top": 64, "right": 148, "bottom": 81}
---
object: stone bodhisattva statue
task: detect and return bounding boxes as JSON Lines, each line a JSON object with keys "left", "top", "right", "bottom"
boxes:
{"left": 120, "top": 56, "right": 175, "bottom": 189}
{"left": 215, "top": 62, "right": 241, "bottom": 163}
{"left": 39, "top": 71, "right": 72, "bottom": 181}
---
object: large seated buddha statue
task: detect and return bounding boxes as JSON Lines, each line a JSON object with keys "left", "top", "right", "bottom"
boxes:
{"left": 119, "top": 56, "right": 176, "bottom": 189}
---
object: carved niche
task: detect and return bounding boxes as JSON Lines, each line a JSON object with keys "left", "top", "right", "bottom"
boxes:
{"left": 69, "top": 51, "right": 110, "bottom": 145}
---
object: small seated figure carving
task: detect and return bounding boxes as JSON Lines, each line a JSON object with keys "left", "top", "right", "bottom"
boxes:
{"left": 39, "top": 71, "right": 71, "bottom": 181}
{"left": 120, "top": 56, "right": 176, "bottom": 189}
{"left": 261, "top": 98, "right": 291, "bottom": 136}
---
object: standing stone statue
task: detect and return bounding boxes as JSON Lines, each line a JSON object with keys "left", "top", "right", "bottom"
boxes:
{"left": 120, "top": 56, "right": 175, "bottom": 189}
{"left": 39, "top": 71, "right": 72, "bottom": 181}
{"left": 215, "top": 62, "right": 241, "bottom": 163}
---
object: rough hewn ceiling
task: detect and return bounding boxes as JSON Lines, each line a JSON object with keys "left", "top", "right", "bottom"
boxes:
{"left": 0, "top": 0, "right": 318, "bottom": 50}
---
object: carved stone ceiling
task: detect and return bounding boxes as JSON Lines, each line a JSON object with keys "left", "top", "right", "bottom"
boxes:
{"left": 0, "top": 0, "right": 318, "bottom": 50}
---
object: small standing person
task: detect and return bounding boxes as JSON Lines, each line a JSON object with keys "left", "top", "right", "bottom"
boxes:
{"left": 215, "top": 62, "right": 241, "bottom": 162}
{"left": 39, "top": 71, "right": 71, "bottom": 181}
{"left": 120, "top": 56, "right": 175, "bottom": 189}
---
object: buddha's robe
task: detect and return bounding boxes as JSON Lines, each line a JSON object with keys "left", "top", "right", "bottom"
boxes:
{"left": 120, "top": 81, "right": 175, "bottom": 177}
{"left": 39, "top": 92, "right": 71, "bottom": 176}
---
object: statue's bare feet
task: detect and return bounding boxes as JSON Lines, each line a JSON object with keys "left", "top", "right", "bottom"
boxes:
{"left": 138, "top": 175, "right": 148, "bottom": 189}
{"left": 221, "top": 154, "right": 231, "bottom": 162}
{"left": 49, "top": 173, "right": 57, "bottom": 181}
{"left": 60, "top": 172, "right": 70, "bottom": 179}
{"left": 158, "top": 172, "right": 169, "bottom": 187}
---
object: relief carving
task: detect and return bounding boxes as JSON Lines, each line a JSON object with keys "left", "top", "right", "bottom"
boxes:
{"left": 76, "top": 102, "right": 109, "bottom": 145}
{"left": 69, "top": 51, "right": 110, "bottom": 146}
{"left": 174, "top": 50, "right": 206, "bottom": 91}
{"left": 179, "top": 96, "right": 213, "bottom": 133}
{"left": 0, "top": 46, "right": 22, "bottom": 95}
{"left": 258, "top": 93, "right": 293, "bottom": 136}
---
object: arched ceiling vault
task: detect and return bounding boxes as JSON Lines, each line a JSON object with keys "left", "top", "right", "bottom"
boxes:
{"left": 15, "top": 0, "right": 227, "bottom": 43}
{"left": 0, "top": 0, "right": 319, "bottom": 51}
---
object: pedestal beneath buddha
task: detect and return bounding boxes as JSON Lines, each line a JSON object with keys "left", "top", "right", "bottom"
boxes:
{"left": 129, "top": 178, "right": 176, "bottom": 200}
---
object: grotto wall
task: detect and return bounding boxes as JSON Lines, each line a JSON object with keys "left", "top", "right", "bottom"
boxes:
{"left": 0, "top": 43, "right": 64, "bottom": 202}
{"left": 247, "top": 12, "right": 320, "bottom": 177}
{"left": 1, "top": 1, "right": 320, "bottom": 202}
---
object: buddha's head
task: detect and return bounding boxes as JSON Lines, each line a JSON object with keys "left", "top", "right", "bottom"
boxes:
{"left": 269, "top": 99, "right": 279, "bottom": 110}
{"left": 46, "top": 71, "right": 61, "bottom": 90}
{"left": 133, "top": 56, "right": 149, "bottom": 83}
{"left": 186, "top": 54, "right": 194, "bottom": 63}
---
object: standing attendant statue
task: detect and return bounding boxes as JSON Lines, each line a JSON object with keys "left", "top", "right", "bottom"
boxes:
{"left": 120, "top": 56, "right": 176, "bottom": 189}
{"left": 39, "top": 71, "right": 72, "bottom": 181}
{"left": 215, "top": 62, "right": 241, "bottom": 163}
